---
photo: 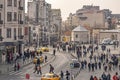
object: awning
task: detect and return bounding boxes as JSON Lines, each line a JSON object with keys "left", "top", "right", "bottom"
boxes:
{"left": 18, "top": 41, "right": 24, "bottom": 44}
{"left": 3, "top": 42, "right": 16, "bottom": 46}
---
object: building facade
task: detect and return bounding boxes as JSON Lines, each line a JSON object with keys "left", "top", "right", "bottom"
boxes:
{"left": 28, "top": 0, "right": 52, "bottom": 45}
{"left": 71, "top": 25, "right": 89, "bottom": 44}
{"left": 28, "top": 0, "right": 62, "bottom": 45}
{"left": 50, "top": 9, "right": 62, "bottom": 44}
{"left": 0, "top": 0, "right": 25, "bottom": 62}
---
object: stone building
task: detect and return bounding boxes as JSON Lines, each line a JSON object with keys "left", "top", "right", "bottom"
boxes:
{"left": 99, "top": 29, "right": 120, "bottom": 43}
{"left": 0, "top": 0, "right": 25, "bottom": 62}
{"left": 71, "top": 25, "right": 89, "bottom": 43}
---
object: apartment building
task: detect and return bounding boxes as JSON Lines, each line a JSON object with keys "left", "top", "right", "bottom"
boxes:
{"left": 28, "top": 0, "right": 52, "bottom": 45}
{"left": 50, "top": 9, "right": 62, "bottom": 44}
{"left": 0, "top": 0, "right": 25, "bottom": 62}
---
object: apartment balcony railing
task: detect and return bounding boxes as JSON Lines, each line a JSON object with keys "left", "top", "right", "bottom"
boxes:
{"left": 0, "top": 20, "right": 3, "bottom": 24}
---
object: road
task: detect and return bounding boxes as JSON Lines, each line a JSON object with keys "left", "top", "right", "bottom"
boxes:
{"left": 0, "top": 50, "right": 78, "bottom": 80}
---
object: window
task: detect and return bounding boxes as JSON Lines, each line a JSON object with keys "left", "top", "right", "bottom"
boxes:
{"left": 0, "top": 4, "right": 3, "bottom": 8}
{"left": 18, "top": 28, "right": 22, "bottom": 36}
{"left": 14, "top": 28, "right": 16, "bottom": 40}
{"left": 7, "top": 0, "right": 12, "bottom": 6}
{"left": 0, "top": 29, "right": 1, "bottom": 36}
{"left": 14, "top": 0, "right": 17, "bottom": 7}
{"left": 18, "top": 1, "right": 21, "bottom": 7}
{"left": 7, "top": 12, "right": 12, "bottom": 21}
{"left": 14, "top": 12, "right": 17, "bottom": 21}
{"left": 7, "top": 28, "right": 11, "bottom": 38}
{"left": 76, "top": 34, "right": 78, "bottom": 38}
{"left": 18, "top": 14, "right": 22, "bottom": 21}
{"left": 0, "top": 13, "right": 1, "bottom": 20}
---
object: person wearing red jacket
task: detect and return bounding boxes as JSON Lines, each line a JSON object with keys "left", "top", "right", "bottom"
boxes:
{"left": 113, "top": 72, "right": 119, "bottom": 80}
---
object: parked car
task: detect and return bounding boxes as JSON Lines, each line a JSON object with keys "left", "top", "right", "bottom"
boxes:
{"left": 110, "top": 40, "right": 119, "bottom": 45}
{"left": 70, "top": 59, "right": 80, "bottom": 68}
{"left": 101, "top": 38, "right": 112, "bottom": 45}
{"left": 41, "top": 73, "right": 60, "bottom": 80}
{"left": 33, "top": 56, "right": 44, "bottom": 64}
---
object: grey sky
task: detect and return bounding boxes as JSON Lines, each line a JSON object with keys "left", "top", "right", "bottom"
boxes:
{"left": 25, "top": 0, "right": 120, "bottom": 20}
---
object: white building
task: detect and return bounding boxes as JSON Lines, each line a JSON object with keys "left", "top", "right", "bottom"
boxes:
{"left": 0, "top": 0, "right": 25, "bottom": 61}
{"left": 71, "top": 25, "right": 89, "bottom": 43}
{"left": 99, "top": 29, "right": 120, "bottom": 43}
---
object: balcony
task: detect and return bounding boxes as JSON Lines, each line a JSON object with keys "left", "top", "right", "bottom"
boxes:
{"left": 0, "top": 20, "right": 3, "bottom": 24}
{"left": 18, "top": 6, "right": 23, "bottom": 10}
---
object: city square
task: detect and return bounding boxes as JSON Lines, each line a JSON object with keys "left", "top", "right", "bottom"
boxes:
{"left": 0, "top": 0, "right": 120, "bottom": 80}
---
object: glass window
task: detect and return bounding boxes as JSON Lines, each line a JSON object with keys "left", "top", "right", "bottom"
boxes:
{"left": 7, "top": 0, "right": 12, "bottom": 6}
{"left": 7, "top": 12, "right": 12, "bottom": 21}
{"left": 7, "top": 28, "right": 11, "bottom": 38}
{"left": 0, "top": 13, "right": 1, "bottom": 20}
{"left": 14, "top": 12, "right": 17, "bottom": 21}
{"left": 0, "top": 29, "right": 2, "bottom": 36}
{"left": 14, "top": 0, "right": 17, "bottom": 7}
{"left": 76, "top": 34, "right": 78, "bottom": 38}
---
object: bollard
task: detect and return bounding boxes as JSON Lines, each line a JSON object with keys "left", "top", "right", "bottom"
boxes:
{"left": 26, "top": 73, "right": 30, "bottom": 80}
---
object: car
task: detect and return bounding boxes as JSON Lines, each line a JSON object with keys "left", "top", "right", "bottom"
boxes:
{"left": 33, "top": 56, "right": 44, "bottom": 64}
{"left": 41, "top": 73, "right": 60, "bottom": 80}
{"left": 110, "top": 40, "right": 119, "bottom": 45}
{"left": 37, "top": 47, "right": 49, "bottom": 53}
{"left": 70, "top": 59, "right": 80, "bottom": 68}
{"left": 101, "top": 38, "right": 112, "bottom": 45}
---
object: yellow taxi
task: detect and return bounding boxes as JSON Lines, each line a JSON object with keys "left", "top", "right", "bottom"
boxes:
{"left": 37, "top": 47, "right": 49, "bottom": 53}
{"left": 41, "top": 73, "right": 60, "bottom": 80}
{"left": 33, "top": 56, "right": 44, "bottom": 64}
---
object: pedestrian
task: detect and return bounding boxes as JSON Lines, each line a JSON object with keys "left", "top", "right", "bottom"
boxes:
{"left": 17, "top": 62, "right": 20, "bottom": 70}
{"left": 2, "top": 53, "right": 6, "bottom": 64}
{"left": 98, "top": 62, "right": 101, "bottom": 69}
{"left": 101, "top": 72, "right": 107, "bottom": 80}
{"left": 37, "top": 66, "right": 42, "bottom": 75}
{"left": 104, "top": 65, "right": 107, "bottom": 72}
{"left": 53, "top": 49, "right": 56, "bottom": 56}
{"left": 40, "top": 51, "right": 42, "bottom": 56}
{"left": 33, "top": 64, "right": 37, "bottom": 73}
{"left": 88, "top": 62, "right": 91, "bottom": 71}
{"left": 90, "top": 75, "right": 94, "bottom": 80}
{"left": 92, "top": 63, "right": 94, "bottom": 71}
{"left": 45, "top": 55, "right": 47, "bottom": 62}
{"left": 119, "top": 64, "right": 120, "bottom": 71}
{"left": 49, "top": 64, "right": 54, "bottom": 73}
{"left": 113, "top": 72, "right": 119, "bottom": 80}
{"left": 107, "top": 73, "right": 111, "bottom": 80}
{"left": 37, "top": 58, "right": 40, "bottom": 66}
{"left": 60, "top": 70, "right": 64, "bottom": 79}
{"left": 95, "top": 62, "right": 97, "bottom": 70}
{"left": 14, "top": 63, "right": 17, "bottom": 71}
{"left": 66, "top": 70, "right": 70, "bottom": 80}
{"left": 94, "top": 76, "right": 98, "bottom": 80}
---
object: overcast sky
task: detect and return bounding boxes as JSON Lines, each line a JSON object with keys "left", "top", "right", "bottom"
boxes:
{"left": 25, "top": 0, "right": 120, "bottom": 20}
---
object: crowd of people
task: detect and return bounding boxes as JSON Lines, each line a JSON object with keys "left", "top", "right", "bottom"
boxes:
{"left": 56, "top": 42, "right": 120, "bottom": 80}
